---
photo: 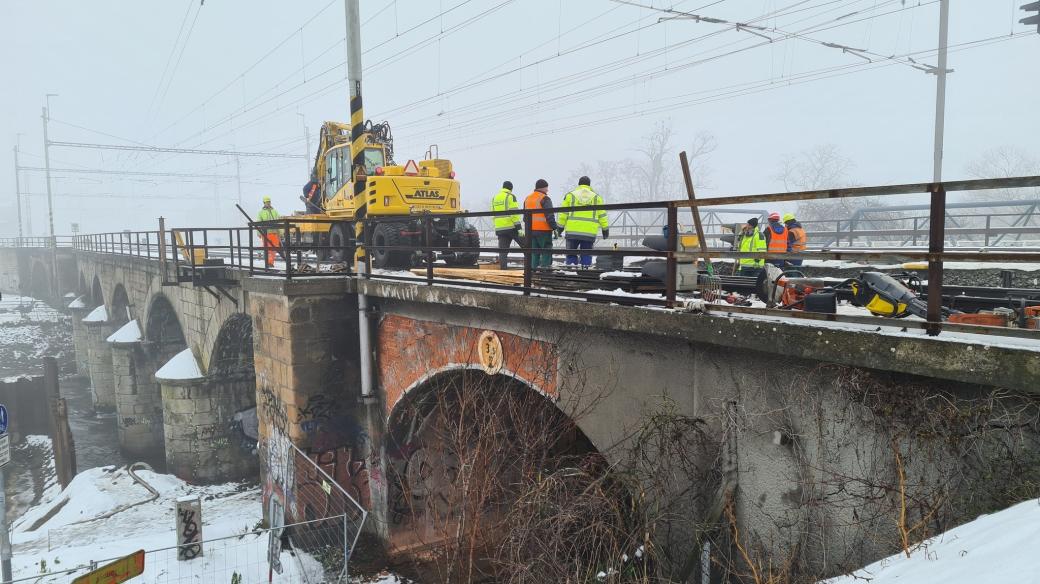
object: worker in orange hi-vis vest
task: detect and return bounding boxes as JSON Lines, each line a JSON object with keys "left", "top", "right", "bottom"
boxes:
{"left": 257, "top": 196, "right": 281, "bottom": 268}
{"left": 783, "top": 212, "right": 807, "bottom": 267}
{"left": 763, "top": 212, "right": 789, "bottom": 268}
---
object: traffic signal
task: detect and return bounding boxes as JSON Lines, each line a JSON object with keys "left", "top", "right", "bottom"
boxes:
{"left": 1023, "top": 1, "right": 1040, "bottom": 33}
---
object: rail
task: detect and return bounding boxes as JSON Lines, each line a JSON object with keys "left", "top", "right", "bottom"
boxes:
{"left": 42, "top": 173, "right": 1040, "bottom": 340}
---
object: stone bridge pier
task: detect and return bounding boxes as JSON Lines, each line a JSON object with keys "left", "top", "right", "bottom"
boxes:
{"left": 65, "top": 252, "right": 260, "bottom": 483}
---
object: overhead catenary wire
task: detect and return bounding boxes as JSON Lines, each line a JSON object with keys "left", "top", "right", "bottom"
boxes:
{"left": 381, "top": 0, "right": 896, "bottom": 129}
{"left": 148, "top": 0, "right": 495, "bottom": 154}
{"left": 145, "top": 0, "right": 197, "bottom": 123}
{"left": 390, "top": 0, "right": 938, "bottom": 139}
{"left": 436, "top": 31, "right": 1033, "bottom": 153}
{"left": 152, "top": 0, "right": 204, "bottom": 122}
{"left": 149, "top": 0, "right": 340, "bottom": 141}
{"left": 47, "top": 141, "right": 306, "bottom": 159}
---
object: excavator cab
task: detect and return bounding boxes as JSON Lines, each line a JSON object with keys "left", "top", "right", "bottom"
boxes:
{"left": 292, "top": 121, "right": 478, "bottom": 268}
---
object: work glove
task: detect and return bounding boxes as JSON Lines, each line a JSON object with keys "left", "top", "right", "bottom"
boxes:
{"left": 518, "top": 229, "right": 525, "bottom": 238}
{"left": 602, "top": 228, "right": 610, "bottom": 239}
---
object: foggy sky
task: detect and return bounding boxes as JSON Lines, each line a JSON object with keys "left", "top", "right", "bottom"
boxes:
{"left": 1, "top": 0, "right": 1037, "bottom": 236}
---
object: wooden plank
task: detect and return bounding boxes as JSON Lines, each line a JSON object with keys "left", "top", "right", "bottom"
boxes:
{"left": 410, "top": 268, "right": 526, "bottom": 286}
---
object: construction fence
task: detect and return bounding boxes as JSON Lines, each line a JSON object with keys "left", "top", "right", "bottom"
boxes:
{"left": 5, "top": 440, "right": 367, "bottom": 584}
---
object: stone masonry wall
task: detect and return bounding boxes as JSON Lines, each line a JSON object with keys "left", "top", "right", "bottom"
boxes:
{"left": 84, "top": 320, "right": 115, "bottom": 411}
{"left": 69, "top": 306, "right": 91, "bottom": 376}
{"left": 0, "top": 248, "right": 21, "bottom": 294}
{"left": 249, "top": 284, "right": 361, "bottom": 524}
{"left": 112, "top": 343, "right": 165, "bottom": 461}
{"left": 161, "top": 377, "right": 258, "bottom": 484}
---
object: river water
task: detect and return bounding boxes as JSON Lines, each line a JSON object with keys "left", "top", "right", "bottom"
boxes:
{"left": 0, "top": 294, "right": 127, "bottom": 520}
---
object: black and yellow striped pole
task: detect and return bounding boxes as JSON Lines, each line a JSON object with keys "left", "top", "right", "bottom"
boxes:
{"left": 345, "top": 0, "right": 368, "bottom": 264}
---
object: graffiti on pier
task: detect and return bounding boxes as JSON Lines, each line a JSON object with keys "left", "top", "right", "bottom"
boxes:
{"left": 293, "top": 445, "right": 371, "bottom": 520}
{"left": 261, "top": 430, "right": 295, "bottom": 519}
{"left": 296, "top": 394, "right": 368, "bottom": 453}
{"left": 257, "top": 382, "right": 288, "bottom": 435}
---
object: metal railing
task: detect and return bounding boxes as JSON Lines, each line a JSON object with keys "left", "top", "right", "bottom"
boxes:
{"left": 358, "top": 174, "right": 1040, "bottom": 339}
{"left": 0, "top": 236, "right": 74, "bottom": 248}
{"left": 50, "top": 174, "right": 1040, "bottom": 339}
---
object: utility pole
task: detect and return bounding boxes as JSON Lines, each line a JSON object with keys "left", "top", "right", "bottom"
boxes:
{"left": 932, "top": 0, "right": 951, "bottom": 183}
{"left": 13, "top": 146, "right": 23, "bottom": 241}
{"left": 41, "top": 104, "right": 56, "bottom": 238}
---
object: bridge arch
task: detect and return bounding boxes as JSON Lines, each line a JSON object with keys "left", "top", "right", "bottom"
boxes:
{"left": 209, "top": 313, "right": 254, "bottom": 378}
{"left": 145, "top": 293, "right": 187, "bottom": 364}
{"left": 90, "top": 275, "right": 104, "bottom": 309}
{"left": 109, "top": 284, "right": 131, "bottom": 327}
{"left": 28, "top": 260, "right": 50, "bottom": 300}
{"left": 384, "top": 368, "right": 601, "bottom": 543}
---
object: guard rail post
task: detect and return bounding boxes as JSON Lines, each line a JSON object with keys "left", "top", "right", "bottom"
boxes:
{"left": 927, "top": 185, "right": 947, "bottom": 336}
{"left": 248, "top": 223, "right": 256, "bottom": 276}
{"left": 666, "top": 204, "right": 678, "bottom": 308}
{"left": 364, "top": 219, "right": 373, "bottom": 278}
{"left": 424, "top": 216, "right": 434, "bottom": 285}
{"left": 283, "top": 220, "right": 293, "bottom": 281}
{"left": 523, "top": 211, "right": 533, "bottom": 296}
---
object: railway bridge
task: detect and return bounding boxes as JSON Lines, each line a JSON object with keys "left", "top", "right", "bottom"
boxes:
{"left": 2, "top": 175, "right": 1040, "bottom": 575}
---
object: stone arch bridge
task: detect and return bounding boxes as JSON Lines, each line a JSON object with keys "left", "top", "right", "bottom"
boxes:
{"left": 2, "top": 242, "right": 1039, "bottom": 577}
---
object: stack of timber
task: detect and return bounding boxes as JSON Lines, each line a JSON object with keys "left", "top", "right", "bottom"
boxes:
{"left": 409, "top": 267, "right": 664, "bottom": 293}
{"left": 409, "top": 268, "right": 525, "bottom": 286}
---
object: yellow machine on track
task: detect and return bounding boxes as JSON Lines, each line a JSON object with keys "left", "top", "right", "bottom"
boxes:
{"left": 289, "top": 0, "right": 478, "bottom": 269}
{"left": 293, "top": 120, "right": 479, "bottom": 268}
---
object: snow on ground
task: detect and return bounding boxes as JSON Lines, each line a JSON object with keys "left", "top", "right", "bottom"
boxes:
{"left": 0, "top": 295, "right": 71, "bottom": 376}
{"left": 11, "top": 465, "right": 267, "bottom": 582}
{"left": 823, "top": 498, "right": 1040, "bottom": 584}
{"left": 9, "top": 462, "right": 409, "bottom": 583}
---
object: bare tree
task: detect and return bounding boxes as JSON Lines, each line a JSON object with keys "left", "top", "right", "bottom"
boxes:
{"left": 568, "top": 119, "right": 717, "bottom": 204}
{"left": 776, "top": 144, "right": 903, "bottom": 242}
{"left": 964, "top": 145, "right": 1040, "bottom": 202}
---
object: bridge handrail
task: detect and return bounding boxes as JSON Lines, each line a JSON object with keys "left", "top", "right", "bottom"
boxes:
{"left": 58, "top": 173, "right": 1040, "bottom": 340}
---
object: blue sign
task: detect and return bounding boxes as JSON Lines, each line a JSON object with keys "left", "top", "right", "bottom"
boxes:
{"left": 0, "top": 404, "right": 8, "bottom": 434}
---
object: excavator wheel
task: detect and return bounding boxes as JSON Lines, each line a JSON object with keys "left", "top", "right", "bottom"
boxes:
{"left": 314, "top": 232, "right": 331, "bottom": 261}
{"left": 329, "top": 223, "right": 353, "bottom": 263}
{"left": 371, "top": 222, "right": 407, "bottom": 269}
{"left": 444, "top": 229, "right": 481, "bottom": 266}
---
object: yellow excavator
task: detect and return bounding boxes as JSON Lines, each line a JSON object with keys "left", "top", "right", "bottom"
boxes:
{"left": 292, "top": 120, "right": 479, "bottom": 268}
{"left": 289, "top": 1, "right": 478, "bottom": 269}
